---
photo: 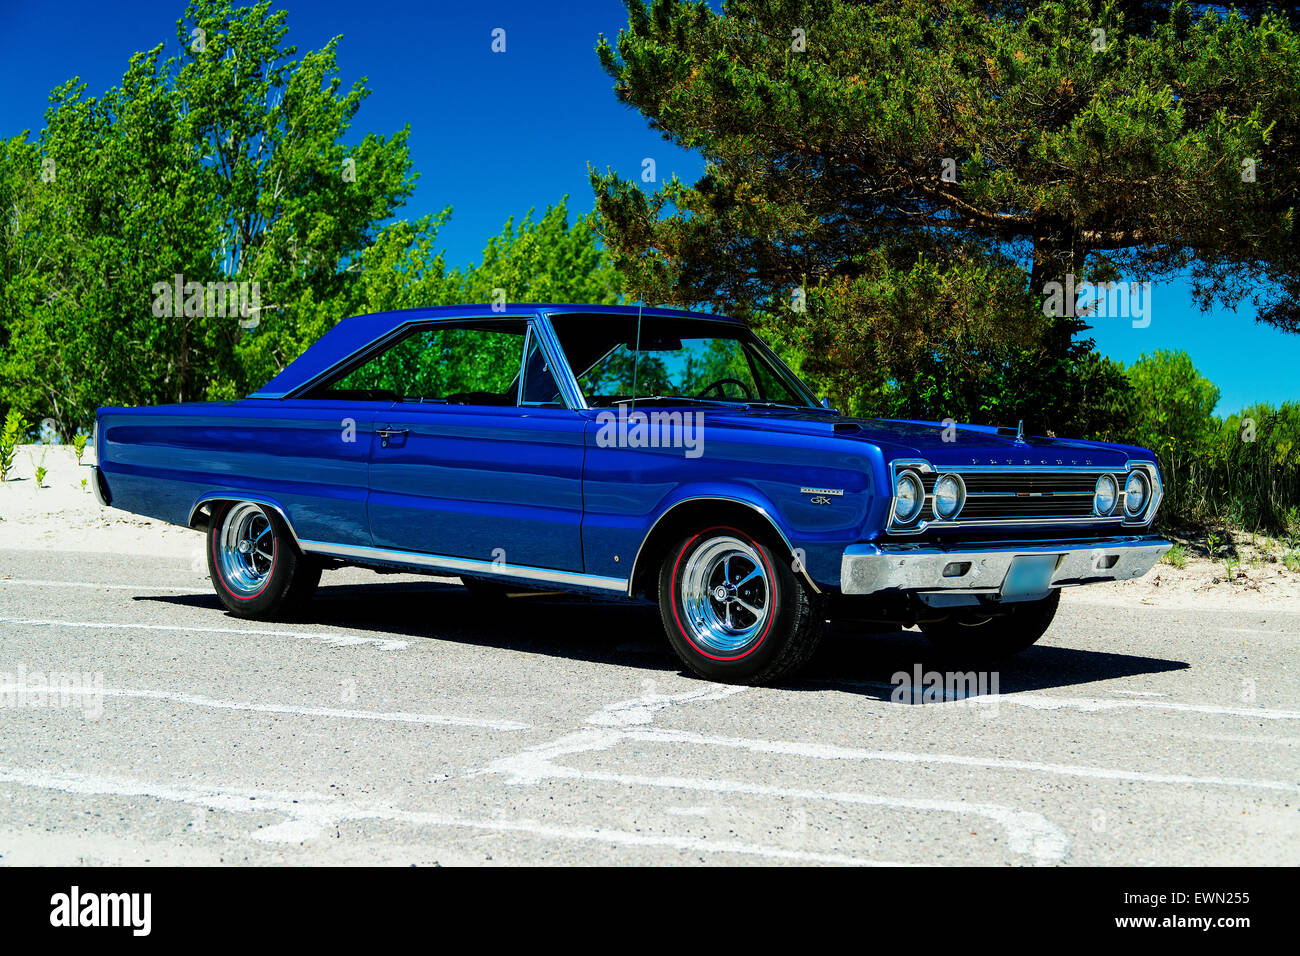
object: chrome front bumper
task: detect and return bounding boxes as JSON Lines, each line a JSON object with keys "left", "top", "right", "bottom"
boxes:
{"left": 840, "top": 535, "right": 1172, "bottom": 595}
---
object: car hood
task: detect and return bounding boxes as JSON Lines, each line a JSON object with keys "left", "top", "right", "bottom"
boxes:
{"left": 696, "top": 409, "right": 1135, "bottom": 469}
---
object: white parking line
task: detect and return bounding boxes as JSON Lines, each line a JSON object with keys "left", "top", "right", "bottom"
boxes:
{"left": 818, "top": 680, "right": 1300, "bottom": 720}
{"left": 483, "top": 680, "right": 1297, "bottom": 865}
{"left": 0, "top": 578, "right": 198, "bottom": 592}
{"left": 995, "top": 693, "right": 1300, "bottom": 720}
{"left": 486, "top": 727, "right": 1072, "bottom": 865}
{"left": 0, "top": 684, "right": 529, "bottom": 731}
{"left": 587, "top": 684, "right": 749, "bottom": 727}
{"left": 0, "top": 765, "right": 903, "bottom": 866}
{"left": 0, "top": 616, "right": 409, "bottom": 651}
{"left": 478, "top": 684, "right": 1073, "bottom": 864}
{"left": 621, "top": 727, "right": 1300, "bottom": 793}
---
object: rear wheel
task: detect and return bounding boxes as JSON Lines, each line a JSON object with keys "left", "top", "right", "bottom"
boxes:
{"left": 920, "top": 590, "right": 1060, "bottom": 662}
{"left": 658, "top": 525, "right": 824, "bottom": 685}
{"left": 207, "top": 501, "right": 320, "bottom": 618}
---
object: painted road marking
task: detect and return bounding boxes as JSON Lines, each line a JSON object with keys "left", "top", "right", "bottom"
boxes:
{"left": 485, "top": 681, "right": 1298, "bottom": 867}
{"left": 618, "top": 727, "right": 1300, "bottom": 793}
{"left": 0, "top": 617, "right": 409, "bottom": 651}
{"left": 0, "top": 578, "right": 199, "bottom": 592}
{"left": 0, "top": 765, "right": 904, "bottom": 866}
{"left": 994, "top": 693, "right": 1300, "bottom": 720}
{"left": 587, "top": 684, "right": 749, "bottom": 727}
{"left": 485, "top": 727, "right": 1072, "bottom": 865}
{"left": 486, "top": 684, "right": 1071, "bottom": 864}
{"left": 0, "top": 684, "right": 529, "bottom": 731}
{"left": 815, "top": 679, "right": 1300, "bottom": 721}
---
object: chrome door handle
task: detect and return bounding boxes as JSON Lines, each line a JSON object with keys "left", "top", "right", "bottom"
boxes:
{"left": 376, "top": 426, "right": 408, "bottom": 447}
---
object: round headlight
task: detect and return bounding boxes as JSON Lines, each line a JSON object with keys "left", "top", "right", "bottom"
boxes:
{"left": 934, "top": 474, "right": 965, "bottom": 520}
{"left": 1125, "top": 471, "right": 1149, "bottom": 516}
{"left": 1094, "top": 474, "right": 1118, "bottom": 516}
{"left": 894, "top": 471, "right": 924, "bottom": 524}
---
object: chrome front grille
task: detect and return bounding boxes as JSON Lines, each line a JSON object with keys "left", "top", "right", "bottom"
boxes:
{"left": 960, "top": 472, "right": 1101, "bottom": 493}
{"left": 887, "top": 461, "right": 1161, "bottom": 533}
{"left": 958, "top": 471, "right": 1100, "bottom": 520}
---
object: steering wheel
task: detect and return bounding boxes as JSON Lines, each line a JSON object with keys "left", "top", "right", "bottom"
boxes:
{"left": 696, "top": 377, "right": 754, "bottom": 401}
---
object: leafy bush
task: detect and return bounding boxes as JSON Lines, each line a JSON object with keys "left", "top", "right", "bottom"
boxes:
{"left": 0, "top": 409, "right": 28, "bottom": 481}
{"left": 1160, "top": 544, "right": 1187, "bottom": 569}
{"left": 1116, "top": 351, "right": 1300, "bottom": 534}
{"left": 29, "top": 447, "right": 47, "bottom": 489}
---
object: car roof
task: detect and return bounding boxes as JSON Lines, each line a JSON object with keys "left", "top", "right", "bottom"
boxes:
{"left": 248, "top": 303, "right": 741, "bottom": 399}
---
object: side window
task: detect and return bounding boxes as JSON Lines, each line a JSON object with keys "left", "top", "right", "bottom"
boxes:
{"left": 314, "top": 322, "right": 527, "bottom": 405}
{"left": 520, "top": 333, "right": 564, "bottom": 406}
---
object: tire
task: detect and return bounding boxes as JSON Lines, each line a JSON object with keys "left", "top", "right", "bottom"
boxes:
{"left": 920, "top": 590, "right": 1061, "bottom": 662}
{"left": 206, "top": 501, "right": 320, "bottom": 618}
{"left": 658, "top": 525, "right": 825, "bottom": 685}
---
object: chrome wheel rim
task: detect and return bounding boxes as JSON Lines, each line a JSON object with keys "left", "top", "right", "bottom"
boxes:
{"left": 680, "top": 536, "right": 772, "bottom": 654}
{"left": 216, "top": 502, "right": 275, "bottom": 595}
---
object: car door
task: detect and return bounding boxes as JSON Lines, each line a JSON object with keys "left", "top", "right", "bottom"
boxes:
{"left": 359, "top": 318, "right": 587, "bottom": 572}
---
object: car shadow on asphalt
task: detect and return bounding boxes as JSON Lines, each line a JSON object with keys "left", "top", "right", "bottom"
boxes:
{"left": 135, "top": 579, "right": 1190, "bottom": 701}
{"left": 807, "top": 623, "right": 1190, "bottom": 701}
{"left": 136, "top": 580, "right": 682, "bottom": 673}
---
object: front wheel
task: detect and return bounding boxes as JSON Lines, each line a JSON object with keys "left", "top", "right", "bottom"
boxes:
{"left": 658, "top": 525, "right": 825, "bottom": 685}
{"left": 207, "top": 501, "right": 320, "bottom": 618}
{"left": 920, "top": 590, "right": 1060, "bottom": 662}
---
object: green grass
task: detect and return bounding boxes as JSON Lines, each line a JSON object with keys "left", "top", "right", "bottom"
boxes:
{"left": 1160, "top": 544, "right": 1187, "bottom": 569}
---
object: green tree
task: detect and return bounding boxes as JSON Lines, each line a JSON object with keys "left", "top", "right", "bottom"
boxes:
{"left": 350, "top": 198, "right": 623, "bottom": 316}
{"left": 592, "top": 0, "right": 1299, "bottom": 430}
{"left": 1121, "top": 348, "right": 1219, "bottom": 519}
{"left": 1124, "top": 349, "right": 1220, "bottom": 453}
{"left": 454, "top": 201, "right": 624, "bottom": 308}
{"left": 0, "top": 0, "right": 418, "bottom": 435}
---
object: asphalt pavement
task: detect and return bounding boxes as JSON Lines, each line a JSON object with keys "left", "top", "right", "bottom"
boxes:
{"left": 0, "top": 547, "right": 1296, "bottom": 865}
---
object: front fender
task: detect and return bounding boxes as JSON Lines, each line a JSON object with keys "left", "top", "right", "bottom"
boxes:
{"left": 587, "top": 470, "right": 880, "bottom": 593}
{"left": 625, "top": 483, "right": 809, "bottom": 589}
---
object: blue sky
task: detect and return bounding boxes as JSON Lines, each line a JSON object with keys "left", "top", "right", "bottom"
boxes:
{"left": 2, "top": 0, "right": 1296, "bottom": 414}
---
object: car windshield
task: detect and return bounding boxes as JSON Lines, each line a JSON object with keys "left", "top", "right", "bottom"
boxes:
{"left": 548, "top": 313, "right": 819, "bottom": 408}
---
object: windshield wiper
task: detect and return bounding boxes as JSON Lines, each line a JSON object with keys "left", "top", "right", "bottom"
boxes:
{"left": 741, "top": 401, "right": 831, "bottom": 412}
{"left": 614, "top": 396, "right": 748, "bottom": 409}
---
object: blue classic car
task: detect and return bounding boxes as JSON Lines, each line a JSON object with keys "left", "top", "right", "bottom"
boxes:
{"left": 93, "top": 304, "right": 1170, "bottom": 684}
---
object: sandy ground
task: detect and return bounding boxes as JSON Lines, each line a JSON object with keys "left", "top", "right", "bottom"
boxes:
{"left": 0, "top": 445, "right": 203, "bottom": 566}
{"left": 3, "top": 443, "right": 1299, "bottom": 611}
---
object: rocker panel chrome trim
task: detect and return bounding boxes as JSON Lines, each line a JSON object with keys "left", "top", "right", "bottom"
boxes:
{"left": 298, "top": 540, "right": 629, "bottom": 592}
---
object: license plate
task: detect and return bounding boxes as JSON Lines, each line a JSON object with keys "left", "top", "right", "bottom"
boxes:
{"left": 1001, "top": 554, "right": 1058, "bottom": 600}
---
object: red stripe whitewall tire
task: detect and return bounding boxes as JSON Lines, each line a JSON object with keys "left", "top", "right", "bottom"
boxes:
{"left": 206, "top": 501, "right": 321, "bottom": 619}
{"left": 658, "top": 525, "right": 825, "bottom": 685}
